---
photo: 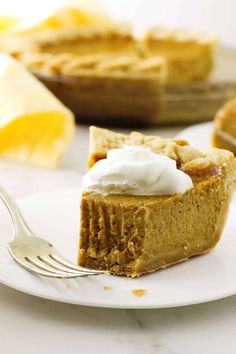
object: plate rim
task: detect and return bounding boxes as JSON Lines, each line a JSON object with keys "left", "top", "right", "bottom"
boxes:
{"left": 1, "top": 269, "right": 236, "bottom": 309}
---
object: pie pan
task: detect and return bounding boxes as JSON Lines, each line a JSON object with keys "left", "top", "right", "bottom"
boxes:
{"left": 35, "top": 46, "right": 236, "bottom": 126}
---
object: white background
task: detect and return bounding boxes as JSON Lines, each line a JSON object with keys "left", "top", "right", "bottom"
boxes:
{"left": 0, "top": 0, "right": 235, "bottom": 45}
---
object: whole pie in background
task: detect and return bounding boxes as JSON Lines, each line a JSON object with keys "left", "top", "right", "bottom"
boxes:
{"left": 0, "top": 3, "right": 224, "bottom": 127}
{"left": 2, "top": 1, "right": 236, "bottom": 127}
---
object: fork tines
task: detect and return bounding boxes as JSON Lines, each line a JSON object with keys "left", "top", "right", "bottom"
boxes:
{"left": 8, "top": 247, "right": 104, "bottom": 278}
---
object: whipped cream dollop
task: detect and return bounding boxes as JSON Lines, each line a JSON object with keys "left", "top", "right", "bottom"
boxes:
{"left": 82, "top": 146, "right": 193, "bottom": 195}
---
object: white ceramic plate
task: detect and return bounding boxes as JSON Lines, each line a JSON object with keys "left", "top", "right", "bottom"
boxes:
{"left": 0, "top": 189, "right": 236, "bottom": 309}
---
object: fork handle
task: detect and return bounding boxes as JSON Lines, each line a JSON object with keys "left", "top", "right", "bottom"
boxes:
{"left": 0, "top": 185, "right": 32, "bottom": 237}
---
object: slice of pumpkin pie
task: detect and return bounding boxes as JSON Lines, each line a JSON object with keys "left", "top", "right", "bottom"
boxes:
{"left": 78, "top": 126, "right": 236, "bottom": 277}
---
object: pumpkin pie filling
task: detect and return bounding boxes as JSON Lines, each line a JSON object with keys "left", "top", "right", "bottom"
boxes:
{"left": 143, "top": 27, "right": 217, "bottom": 84}
{"left": 78, "top": 127, "right": 236, "bottom": 277}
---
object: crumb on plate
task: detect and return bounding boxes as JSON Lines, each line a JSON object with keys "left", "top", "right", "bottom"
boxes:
{"left": 131, "top": 289, "right": 146, "bottom": 297}
{"left": 103, "top": 286, "right": 113, "bottom": 291}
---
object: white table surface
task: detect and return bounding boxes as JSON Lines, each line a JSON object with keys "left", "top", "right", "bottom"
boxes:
{"left": 1, "top": 123, "right": 236, "bottom": 354}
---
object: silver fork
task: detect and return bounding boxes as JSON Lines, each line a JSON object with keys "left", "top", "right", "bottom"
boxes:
{"left": 0, "top": 186, "right": 103, "bottom": 278}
